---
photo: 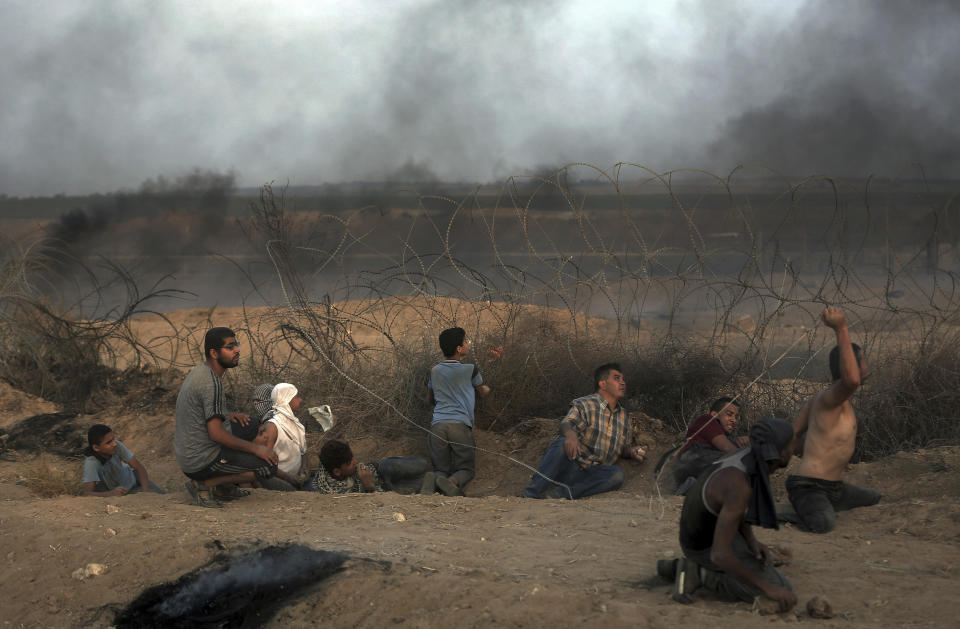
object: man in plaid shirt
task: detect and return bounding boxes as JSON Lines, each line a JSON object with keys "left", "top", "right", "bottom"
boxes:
{"left": 522, "top": 363, "right": 645, "bottom": 499}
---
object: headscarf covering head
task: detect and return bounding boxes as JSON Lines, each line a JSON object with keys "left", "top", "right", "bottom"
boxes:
{"left": 270, "top": 383, "right": 306, "bottom": 454}
{"left": 743, "top": 417, "right": 794, "bottom": 530}
{"left": 252, "top": 383, "right": 275, "bottom": 420}
{"left": 749, "top": 417, "right": 794, "bottom": 463}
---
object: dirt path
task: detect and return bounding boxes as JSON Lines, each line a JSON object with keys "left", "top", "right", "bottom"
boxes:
{"left": 2, "top": 439, "right": 958, "bottom": 627}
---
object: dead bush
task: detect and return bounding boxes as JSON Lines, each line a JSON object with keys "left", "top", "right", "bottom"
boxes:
{"left": 857, "top": 331, "right": 960, "bottom": 459}
{"left": 0, "top": 241, "right": 184, "bottom": 410}
{"left": 17, "top": 453, "right": 82, "bottom": 498}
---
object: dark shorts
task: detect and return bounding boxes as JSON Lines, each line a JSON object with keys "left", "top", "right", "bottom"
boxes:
{"left": 185, "top": 447, "right": 277, "bottom": 481}
{"left": 786, "top": 474, "right": 881, "bottom": 534}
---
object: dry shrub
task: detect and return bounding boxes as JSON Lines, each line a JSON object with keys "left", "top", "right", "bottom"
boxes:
{"left": 474, "top": 314, "right": 614, "bottom": 429}
{"left": 17, "top": 453, "right": 82, "bottom": 498}
{"left": 624, "top": 338, "right": 746, "bottom": 433}
{"left": 222, "top": 316, "right": 438, "bottom": 442}
{"left": 229, "top": 310, "right": 742, "bottom": 438}
{"left": 857, "top": 330, "right": 960, "bottom": 459}
{"left": 0, "top": 239, "right": 186, "bottom": 410}
{"left": 0, "top": 303, "right": 109, "bottom": 407}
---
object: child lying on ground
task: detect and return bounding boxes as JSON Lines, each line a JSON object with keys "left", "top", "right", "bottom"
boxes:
{"left": 307, "top": 440, "right": 445, "bottom": 495}
{"left": 82, "top": 424, "right": 164, "bottom": 496}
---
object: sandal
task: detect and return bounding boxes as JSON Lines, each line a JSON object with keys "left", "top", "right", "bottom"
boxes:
{"left": 214, "top": 485, "right": 251, "bottom": 500}
{"left": 671, "top": 558, "right": 701, "bottom": 604}
{"left": 185, "top": 481, "right": 223, "bottom": 508}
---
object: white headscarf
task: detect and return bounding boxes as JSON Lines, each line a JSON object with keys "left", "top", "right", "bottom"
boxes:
{"left": 268, "top": 383, "right": 306, "bottom": 474}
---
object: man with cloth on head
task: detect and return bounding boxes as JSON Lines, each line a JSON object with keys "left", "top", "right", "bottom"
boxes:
{"left": 660, "top": 417, "right": 797, "bottom": 612}
{"left": 256, "top": 383, "right": 309, "bottom": 490}
{"left": 232, "top": 382, "right": 275, "bottom": 442}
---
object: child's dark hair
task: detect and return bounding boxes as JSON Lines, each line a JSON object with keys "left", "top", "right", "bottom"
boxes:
{"left": 829, "top": 343, "right": 863, "bottom": 381}
{"left": 87, "top": 424, "right": 113, "bottom": 449}
{"left": 204, "top": 327, "right": 236, "bottom": 359}
{"left": 439, "top": 327, "right": 466, "bottom": 358}
{"left": 85, "top": 424, "right": 113, "bottom": 457}
{"left": 710, "top": 397, "right": 740, "bottom": 413}
{"left": 319, "top": 440, "right": 353, "bottom": 475}
{"left": 593, "top": 362, "right": 622, "bottom": 390}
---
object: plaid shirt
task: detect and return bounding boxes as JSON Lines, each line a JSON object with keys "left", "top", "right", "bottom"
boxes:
{"left": 308, "top": 462, "right": 384, "bottom": 494}
{"left": 565, "top": 393, "right": 629, "bottom": 468}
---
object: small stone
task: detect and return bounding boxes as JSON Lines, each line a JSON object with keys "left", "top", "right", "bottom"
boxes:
{"left": 105, "top": 505, "right": 120, "bottom": 514}
{"left": 753, "top": 597, "right": 781, "bottom": 615}
{"left": 392, "top": 512, "right": 406, "bottom": 522}
{"left": 628, "top": 520, "right": 638, "bottom": 527}
{"left": 72, "top": 563, "right": 109, "bottom": 580}
{"left": 806, "top": 596, "right": 834, "bottom": 618}
{"left": 106, "top": 528, "right": 117, "bottom": 536}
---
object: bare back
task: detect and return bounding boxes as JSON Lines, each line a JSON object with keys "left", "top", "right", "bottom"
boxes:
{"left": 796, "top": 393, "right": 857, "bottom": 480}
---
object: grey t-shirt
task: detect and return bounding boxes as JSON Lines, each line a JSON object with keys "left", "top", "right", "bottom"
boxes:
{"left": 82, "top": 440, "right": 137, "bottom": 490}
{"left": 174, "top": 363, "right": 231, "bottom": 473}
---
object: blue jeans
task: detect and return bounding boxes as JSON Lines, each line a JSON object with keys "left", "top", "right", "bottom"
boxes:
{"left": 523, "top": 436, "right": 624, "bottom": 499}
{"left": 376, "top": 457, "right": 431, "bottom": 494}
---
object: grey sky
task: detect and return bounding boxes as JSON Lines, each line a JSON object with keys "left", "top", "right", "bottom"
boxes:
{"left": 1, "top": 0, "right": 957, "bottom": 196}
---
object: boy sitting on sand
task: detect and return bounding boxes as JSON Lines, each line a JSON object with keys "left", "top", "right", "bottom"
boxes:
{"left": 82, "top": 424, "right": 164, "bottom": 497}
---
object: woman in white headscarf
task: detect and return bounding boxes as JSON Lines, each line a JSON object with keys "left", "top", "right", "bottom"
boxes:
{"left": 258, "top": 383, "right": 307, "bottom": 488}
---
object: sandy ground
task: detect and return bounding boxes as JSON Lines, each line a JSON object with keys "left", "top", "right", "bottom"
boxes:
{"left": 1, "top": 305, "right": 960, "bottom": 628}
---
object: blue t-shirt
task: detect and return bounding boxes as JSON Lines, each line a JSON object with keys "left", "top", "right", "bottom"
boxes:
{"left": 82, "top": 440, "right": 138, "bottom": 491}
{"left": 429, "top": 360, "right": 483, "bottom": 427}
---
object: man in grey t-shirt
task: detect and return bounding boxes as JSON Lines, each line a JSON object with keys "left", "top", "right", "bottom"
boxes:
{"left": 174, "top": 327, "right": 278, "bottom": 506}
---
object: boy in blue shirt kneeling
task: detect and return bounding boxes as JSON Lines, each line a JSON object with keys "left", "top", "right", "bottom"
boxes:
{"left": 426, "top": 327, "right": 490, "bottom": 496}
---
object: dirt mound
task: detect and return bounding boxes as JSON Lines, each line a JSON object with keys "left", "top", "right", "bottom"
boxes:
{"left": 2, "top": 412, "right": 84, "bottom": 456}
{"left": 0, "top": 380, "right": 59, "bottom": 429}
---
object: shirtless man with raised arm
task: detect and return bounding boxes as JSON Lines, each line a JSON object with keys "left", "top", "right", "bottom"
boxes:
{"left": 786, "top": 307, "right": 881, "bottom": 533}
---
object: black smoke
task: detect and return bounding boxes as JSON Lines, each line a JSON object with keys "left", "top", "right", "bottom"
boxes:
{"left": 44, "top": 169, "right": 236, "bottom": 261}
{"left": 708, "top": 0, "right": 960, "bottom": 177}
